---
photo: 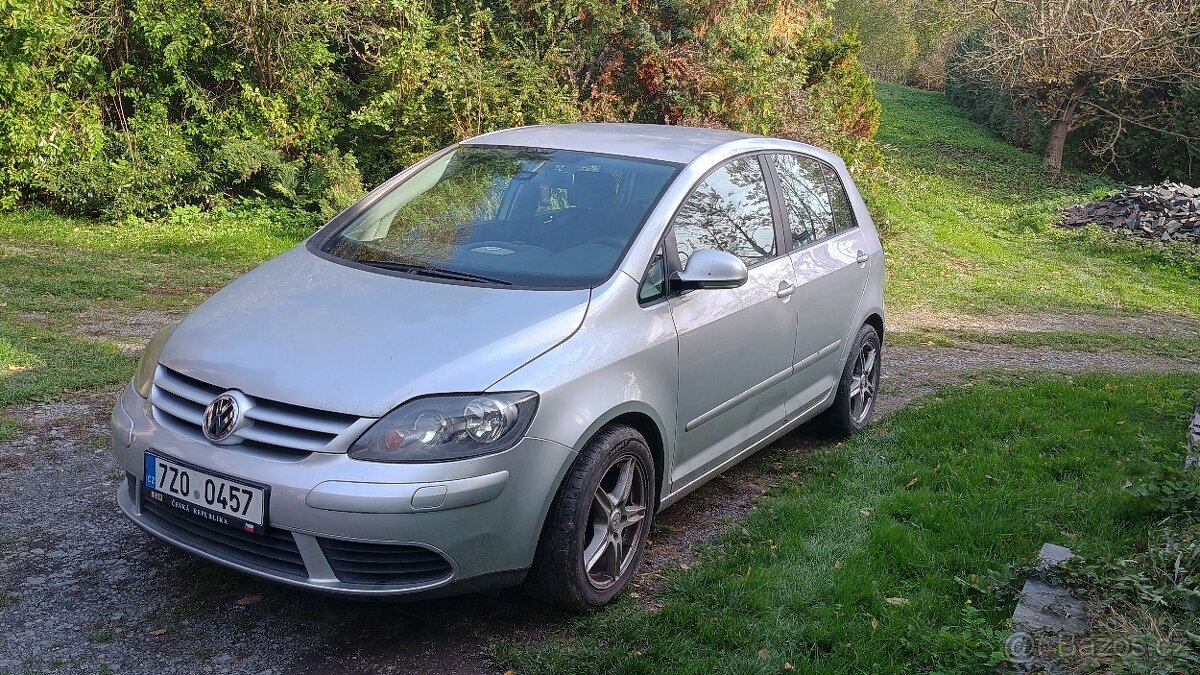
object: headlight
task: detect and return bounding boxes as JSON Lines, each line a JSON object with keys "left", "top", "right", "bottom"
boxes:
{"left": 133, "top": 323, "right": 177, "bottom": 398}
{"left": 349, "top": 392, "right": 538, "bottom": 463}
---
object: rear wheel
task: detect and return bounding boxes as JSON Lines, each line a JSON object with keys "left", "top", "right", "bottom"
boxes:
{"left": 526, "top": 425, "right": 655, "bottom": 612}
{"left": 817, "top": 323, "right": 881, "bottom": 438}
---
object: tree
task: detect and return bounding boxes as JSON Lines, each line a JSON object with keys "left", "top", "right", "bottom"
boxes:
{"left": 956, "top": 0, "right": 1200, "bottom": 174}
{"left": 830, "top": 0, "right": 964, "bottom": 88}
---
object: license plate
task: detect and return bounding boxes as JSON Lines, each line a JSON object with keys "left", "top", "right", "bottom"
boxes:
{"left": 143, "top": 453, "right": 268, "bottom": 533}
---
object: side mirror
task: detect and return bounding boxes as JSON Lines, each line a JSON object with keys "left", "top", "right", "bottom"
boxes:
{"left": 672, "top": 249, "right": 748, "bottom": 291}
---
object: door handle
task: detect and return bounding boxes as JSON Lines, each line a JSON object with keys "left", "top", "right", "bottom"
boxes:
{"left": 776, "top": 280, "right": 796, "bottom": 298}
{"left": 856, "top": 250, "right": 870, "bottom": 265}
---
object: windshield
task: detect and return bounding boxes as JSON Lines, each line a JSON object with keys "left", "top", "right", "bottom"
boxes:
{"left": 319, "top": 145, "right": 680, "bottom": 288}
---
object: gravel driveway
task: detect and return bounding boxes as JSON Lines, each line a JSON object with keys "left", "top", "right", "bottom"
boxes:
{"left": 2, "top": 336, "right": 1197, "bottom": 675}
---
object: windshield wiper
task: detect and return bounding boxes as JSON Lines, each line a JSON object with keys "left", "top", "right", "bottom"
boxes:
{"left": 358, "top": 260, "right": 513, "bottom": 286}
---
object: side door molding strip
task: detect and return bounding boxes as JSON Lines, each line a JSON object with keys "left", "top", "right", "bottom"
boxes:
{"left": 684, "top": 339, "right": 841, "bottom": 432}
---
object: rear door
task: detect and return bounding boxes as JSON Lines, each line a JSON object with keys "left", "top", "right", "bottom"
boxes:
{"left": 667, "top": 155, "right": 798, "bottom": 489}
{"left": 768, "top": 154, "right": 872, "bottom": 419}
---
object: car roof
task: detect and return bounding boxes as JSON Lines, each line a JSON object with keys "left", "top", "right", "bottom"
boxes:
{"left": 463, "top": 123, "right": 768, "bottom": 165}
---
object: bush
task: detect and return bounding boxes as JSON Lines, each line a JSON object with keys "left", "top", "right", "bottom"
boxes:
{"left": 0, "top": 0, "right": 881, "bottom": 220}
{"left": 35, "top": 104, "right": 213, "bottom": 219}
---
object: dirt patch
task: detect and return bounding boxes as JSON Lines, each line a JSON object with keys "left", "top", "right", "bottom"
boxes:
{"left": 72, "top": 306, "right": 186, "bottom": 355}
{"left": 878, "top": 343, "right": 1200, "bottom": 417}
{"left": 0, "top": 390, "right": 116, "bottom": 461}
{"left": 13, "top": 311, "right": 53, "bottom": 328}
{"left": 143, "top": 285, "right": 222, "bottom": 297}
{"left": 889, "top": 308, "right": 1200, "bottom": 340}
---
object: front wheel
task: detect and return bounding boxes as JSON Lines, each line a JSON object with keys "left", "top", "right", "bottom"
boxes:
{"left": 817, "top": 323, "right": 881, "bottom": 437}
{"left": 525, "top": 425, "right": 655, "bottom": 612}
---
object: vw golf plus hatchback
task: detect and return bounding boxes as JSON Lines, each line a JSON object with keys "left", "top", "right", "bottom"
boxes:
{"left": 111, "top": 124, "right": 885, "bottom": 611}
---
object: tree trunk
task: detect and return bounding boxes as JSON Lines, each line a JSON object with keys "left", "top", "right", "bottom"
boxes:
{"left": 1044, "top": 116, "right": 1071, "bottom": 175}
{"left": 1043, "top": 82, "right": 1087, "bottom": 175}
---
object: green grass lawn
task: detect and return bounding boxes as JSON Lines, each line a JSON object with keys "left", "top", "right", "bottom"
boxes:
{"left": 0, "top": 205, "right": 312, "bottom": 404}
{"left": 494, "top": 374, "right": 1200, "bottom": 673}
{"left": 871, "top": 83, "right": 1200, "bottom": 317}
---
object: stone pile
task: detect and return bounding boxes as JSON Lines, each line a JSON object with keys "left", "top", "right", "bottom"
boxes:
{"left": 1059, "top": 183, "right": 1200, "bottom": 242}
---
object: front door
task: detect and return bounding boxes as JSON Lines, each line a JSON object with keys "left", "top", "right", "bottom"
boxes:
{"left": 667, "top": 155, "right": 798, "bottom": 490}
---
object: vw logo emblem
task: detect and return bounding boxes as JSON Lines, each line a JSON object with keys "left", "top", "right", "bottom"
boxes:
{"left": 202, "top": 393, "right": 242, "bottom": 443}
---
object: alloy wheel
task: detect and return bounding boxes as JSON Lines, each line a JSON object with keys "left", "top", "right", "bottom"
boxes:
{"left": 849, "top": 342, "right": 878, "bottom": 424}
{"left": 582, "top": 454, "right": 649, "bottom": 590}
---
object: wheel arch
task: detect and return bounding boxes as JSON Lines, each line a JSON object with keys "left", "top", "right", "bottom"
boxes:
{"left": 863, "top": 311, "right": 885, "bottom": 344}
{"left": 568, "top": 402, "right": 669, "bottom": 513}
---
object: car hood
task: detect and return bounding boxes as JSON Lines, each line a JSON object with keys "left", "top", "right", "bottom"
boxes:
{"left": 158, "top": 247, "right": 590, "bottom": 417}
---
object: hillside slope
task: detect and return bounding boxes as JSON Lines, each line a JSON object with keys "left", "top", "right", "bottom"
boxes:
{"left": 871, "top": 83, "right": 1200, "bottom": 318}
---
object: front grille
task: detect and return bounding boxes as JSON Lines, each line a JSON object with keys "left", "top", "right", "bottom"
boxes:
{"left": 141, "top": 492, "right": 308, "bottom": 580}
{"left": 149, "top": 365, "right": 365, "bottom": 456}
{"left": 318, "top": 538, "right": 452, "bottom": 586}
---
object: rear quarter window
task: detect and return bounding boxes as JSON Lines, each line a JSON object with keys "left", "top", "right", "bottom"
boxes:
{"left": 822, "top": 164, "right": 858, "bottom": 233}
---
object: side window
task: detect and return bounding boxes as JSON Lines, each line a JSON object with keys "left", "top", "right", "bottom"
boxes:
{"left": 639, "top": 244, "right": 666, "bottom": 303}
{"left": 673, "top": 156, "right": 776, "bottom": 267}
{"left": 822, "top": 165, "right": 858, "bottom": 233}
{"left": 772, "top": 154, "right": 834, "bottom": 245}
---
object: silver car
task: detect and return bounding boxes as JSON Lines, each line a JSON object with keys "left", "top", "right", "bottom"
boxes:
{"left": 110, "top": 123, "right": 884, "bottom": 610}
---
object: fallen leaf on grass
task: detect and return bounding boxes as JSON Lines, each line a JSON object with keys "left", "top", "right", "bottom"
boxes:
{"left": 870, "top": 617, "right": 879, "bottom": 631}
{"left": 903, "top": 476, "right": 919, "bottom": 490}
{"left": 758, "top": 648, "right": 769, "bottom": 660}
{"left": 884, "top": 597, "right": 910, "bottom": 606}
{"left": 1121, "top": 480, "right": 1133, "bottom": 489}
{"left": 858, "top": 508, "right": 872, "bottom": 517}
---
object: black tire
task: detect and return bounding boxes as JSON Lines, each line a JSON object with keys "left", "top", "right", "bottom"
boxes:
{"left": 525, "top": 425, "right": 656, "bottom": 612}
{"left": 816, "top": 323, "right": 881, "bottom": 438}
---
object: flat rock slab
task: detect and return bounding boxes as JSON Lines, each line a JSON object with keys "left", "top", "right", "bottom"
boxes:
{"left": 1012, "top": 543, "right": 1088, "bottom": 635}
{"left": 1012, "top": 579, "right": 1089, "bottom": 634}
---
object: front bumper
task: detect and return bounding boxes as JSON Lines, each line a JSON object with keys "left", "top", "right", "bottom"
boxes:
{"left": 110, "top": 383, "right": 575, "bottom": 597}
